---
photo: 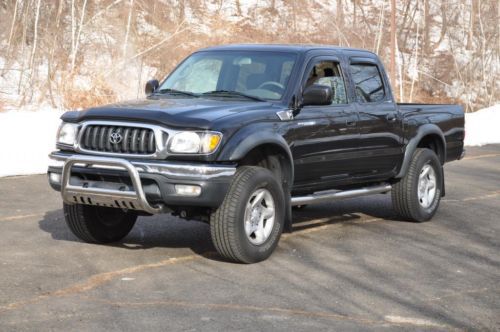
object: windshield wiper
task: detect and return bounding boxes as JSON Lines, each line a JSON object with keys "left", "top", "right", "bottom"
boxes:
{"left": 202, "top": 90, "right": 266, "bottom": 102}
{"left": 155, "top": 88, "right": 199, "bottom": 97}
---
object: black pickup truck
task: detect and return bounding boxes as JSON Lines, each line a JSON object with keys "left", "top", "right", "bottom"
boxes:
{"left": 48, "top": 44, "right": 465, "bottom": 263}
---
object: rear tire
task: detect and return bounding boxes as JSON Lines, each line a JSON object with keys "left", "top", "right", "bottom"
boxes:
{"left": 63, "top": 204, "right": 137, "bottom": 243}
{"left": 392, "top": 148, "right": 443, "bottom": 222}
{"left": 210, "top": 166, "right": 285, "bottom": 263}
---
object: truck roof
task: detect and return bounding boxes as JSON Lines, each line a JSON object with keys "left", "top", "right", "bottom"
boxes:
{"left": 199, "top": 44, "right": 377, "bottom": 56}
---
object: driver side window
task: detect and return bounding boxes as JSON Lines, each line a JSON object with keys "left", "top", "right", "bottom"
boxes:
{"left": 304, "top": 61, "right": 347, "bottom": 105}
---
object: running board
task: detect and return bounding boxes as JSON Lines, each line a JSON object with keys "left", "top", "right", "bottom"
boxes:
{"left": 291, "top": 184, "right": 392, "bottom": 206}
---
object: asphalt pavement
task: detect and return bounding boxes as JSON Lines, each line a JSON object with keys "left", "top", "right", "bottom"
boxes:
{"left": 0, "top": 145, "right": 499, "bottom": 331}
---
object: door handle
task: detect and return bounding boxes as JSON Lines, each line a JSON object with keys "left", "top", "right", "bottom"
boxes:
{"left": 345, "top": 120, "right": 356, "bottom": 127}
{"left": 386, "top": 113, "right": 397, "bottom": 122}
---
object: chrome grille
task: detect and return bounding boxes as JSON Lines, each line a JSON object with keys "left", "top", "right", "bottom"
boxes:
{"left": 80, "top": 125, "right": 157, "bottom": 155}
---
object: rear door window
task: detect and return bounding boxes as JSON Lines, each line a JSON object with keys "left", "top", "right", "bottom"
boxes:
{"left": 349, "top": 64, "right": 385, "bottom": 103}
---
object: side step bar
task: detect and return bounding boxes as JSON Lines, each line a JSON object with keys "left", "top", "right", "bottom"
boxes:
{"left": 291, "top": 184, "right": 392, "bottom": 206}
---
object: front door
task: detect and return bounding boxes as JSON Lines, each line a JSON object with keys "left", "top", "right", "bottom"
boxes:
{"left": 290, "top": 57, "right": 359, "bottom": 193}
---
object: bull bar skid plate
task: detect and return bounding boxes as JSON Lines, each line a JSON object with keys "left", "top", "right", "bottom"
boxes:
{"left": 61, "top": 155, "right": 166, "bottom": 214}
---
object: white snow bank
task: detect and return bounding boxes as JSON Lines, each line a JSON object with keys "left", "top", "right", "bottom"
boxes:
{"left": 0, "top": 107, "right": 64, "bottom": 177}
{"left": 464, "top": 104, "right": 500, "bottom": 146}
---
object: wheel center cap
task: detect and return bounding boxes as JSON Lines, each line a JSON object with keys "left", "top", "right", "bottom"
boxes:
{"left": 250, "top": 208, "right": 261, "bottom": 225}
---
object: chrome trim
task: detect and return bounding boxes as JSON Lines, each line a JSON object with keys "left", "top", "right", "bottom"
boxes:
{"left": 135, "top": 163, "right": 236, "bottom": 180}
{"left": 276, "top": 110, "right": 294, "bottom": 121}
{"left": 291, "top": 184, "right": 392, "bottom": 206}
{"left": 50, "top": 152, "right": 237, "bottom": 181}
{"left": 61, "top": 156, "right": 167, "bottom": 214}
{"left": 73, "top": 120, "right": 223, "bottom": 159}
{"left": 75, "top": 121, "right": 170, "bottom": 159}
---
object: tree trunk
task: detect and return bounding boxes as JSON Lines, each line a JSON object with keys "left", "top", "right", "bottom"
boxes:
{"left": 235, "top": 0, "right": 241, "bottom": 16}
{"left": 466, "top": 0, "right": 476, "bottom": 50}
{"left": 352, "top": 0, "right": 357, "bottom": 28}
{"left": 48, "top": 0, "right": 64, "bottom": 107}
{"left": 390, "top": 0, "right": 396, "bottom": 86}
{"left": 70, "top": 0, "right": 89, "bottom": 71}
{"left": 6, "top": 0, "right": 19, "bottom": 50}
{"left": 336, "top": 0, "right": 344, "bottom": 28}
{"left": 123, "top": 0, "right": 134, "bottom": 57}
{"left": 423, "top": 0, "right": 430, "bottom": 54}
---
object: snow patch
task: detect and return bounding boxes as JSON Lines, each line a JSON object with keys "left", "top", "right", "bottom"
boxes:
{"left": 464, "top": 104, "right": 500, "bottom": 146}
{"left": 0, "top": 107, "right": 64, "bottom": 177}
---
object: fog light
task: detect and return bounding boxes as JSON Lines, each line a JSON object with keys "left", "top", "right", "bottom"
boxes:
{"left": 174, "top": 184, "right": 201, "bottom": 197}
{"left": 49, "top": 172, "right": 61, "bottom": 185}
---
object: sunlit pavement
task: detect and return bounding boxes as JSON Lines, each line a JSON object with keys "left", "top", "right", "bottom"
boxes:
{"left": 0, "top": 145, "right": 499, "bottom": 331}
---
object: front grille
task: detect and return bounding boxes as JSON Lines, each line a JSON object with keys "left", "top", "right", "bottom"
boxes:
{"left": 80, "top": 125, "right": 157, "bottom": 155}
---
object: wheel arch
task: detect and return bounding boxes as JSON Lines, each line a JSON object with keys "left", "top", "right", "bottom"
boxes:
{"left": 396, "top": 124, "right": 446, "bottom": 179}
{"left": 218, "top": 131, "right": 294, "bottom": 185}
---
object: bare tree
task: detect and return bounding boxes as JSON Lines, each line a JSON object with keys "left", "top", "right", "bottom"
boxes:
{"left": 466, "top": 0, "right": 476, "bottom": 50}
{"left": 390, "top": 0, "right": 396, "bottom": 86}
{"left": 123, "top": 0, "right": 134, "bottom": 57}
{"left": 235, "top": 0, "right": 242, "bottom": 16}
{"left": 423, "top": 0, "right": 430, "bottom": 54}
{"left": 70, "top": 0, "right": 88, "bottom": 71}
{"left": 336, "top": 0, "right": 344, "bottom": 28}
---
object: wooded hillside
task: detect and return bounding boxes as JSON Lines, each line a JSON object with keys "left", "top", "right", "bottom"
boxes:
{"left": 0, "top": 0, "right": 498, "bottom": 112}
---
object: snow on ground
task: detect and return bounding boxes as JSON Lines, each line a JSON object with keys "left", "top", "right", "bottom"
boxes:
{"left": 0, "top": 107, "right": 64, "bottom": 177}
{"left": 0, "top": 104, "right": 498, "bottom": 177}
{"left": 464, "top": 104, "right": 500, "bottom": 147}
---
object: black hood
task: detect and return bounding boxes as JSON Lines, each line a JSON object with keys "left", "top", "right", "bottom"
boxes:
{"left": 61, "top": 97, "right": 281, "bottom": 130}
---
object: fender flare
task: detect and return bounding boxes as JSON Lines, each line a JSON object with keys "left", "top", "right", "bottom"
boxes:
{"left": 396, "top": 124, "right": 446, "bottom": 178}
{"left": 218, "top": 129, "right": 294, "bottom": 183}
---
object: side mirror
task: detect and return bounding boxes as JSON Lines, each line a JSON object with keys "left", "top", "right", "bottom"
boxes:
{"left": 145, "top": 79, "right": 159, "bottom": 96}
{"left": 302, "top": 84, "right": 333, "bottom": 106}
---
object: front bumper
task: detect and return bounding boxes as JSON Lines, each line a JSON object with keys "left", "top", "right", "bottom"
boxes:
{"left": 47, "top": 151, "right": 236, "bottom": 214}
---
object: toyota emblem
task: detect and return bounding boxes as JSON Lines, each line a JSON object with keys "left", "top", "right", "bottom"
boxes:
{"left": 109, "top": 131, "right": 123, "bottom": 144}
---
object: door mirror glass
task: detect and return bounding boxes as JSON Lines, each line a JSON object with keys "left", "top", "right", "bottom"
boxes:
{"left": 145, "top": 79, "right": 159, "bottom": 96}
{"left": 302, "top": 84, "right": 333, "bottom": 106}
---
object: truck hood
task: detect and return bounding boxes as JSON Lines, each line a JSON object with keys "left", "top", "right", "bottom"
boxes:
{"left": 61, "top": 97, "right": 279, "bottom": 130}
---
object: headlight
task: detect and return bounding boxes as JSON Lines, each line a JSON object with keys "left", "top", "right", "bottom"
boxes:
{"left": 57, "top": 122, "right": 79, "bottom": 146}
{"left": 169, "top": 131, "right": 222, "bottom": 154}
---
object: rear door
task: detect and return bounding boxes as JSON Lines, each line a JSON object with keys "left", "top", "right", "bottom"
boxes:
{"left": 290, "top": 56, "right": 359, "bottom": 193}
{"left": 346, "top": 57, "right": 404, "bottom": 179}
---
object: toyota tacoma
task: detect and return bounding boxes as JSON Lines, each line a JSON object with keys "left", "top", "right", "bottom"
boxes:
{"left": 48, "top": 44, "right": 465, "bottom": 263}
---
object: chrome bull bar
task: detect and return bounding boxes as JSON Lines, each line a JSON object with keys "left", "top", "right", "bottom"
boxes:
{"left": 61, "top": 155, "right": 166, "bottom": 214}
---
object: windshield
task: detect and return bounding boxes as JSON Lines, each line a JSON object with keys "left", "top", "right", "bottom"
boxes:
{"left": 158, "top": 51, "right": 297, "bottom": 101}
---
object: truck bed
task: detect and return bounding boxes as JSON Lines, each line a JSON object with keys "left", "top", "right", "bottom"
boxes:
{"left": 398, "top": 103, "right": 465, "bottom": 162}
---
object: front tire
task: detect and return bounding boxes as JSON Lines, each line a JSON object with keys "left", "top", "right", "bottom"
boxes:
{"left": 392, "top": 148, "right": 443, "bottom": 222}
{"left": 63, "top": 204, "right": 137, "bottom": 243}
{"left": 210, "top": 166, "right": 285, "bottom": 263}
